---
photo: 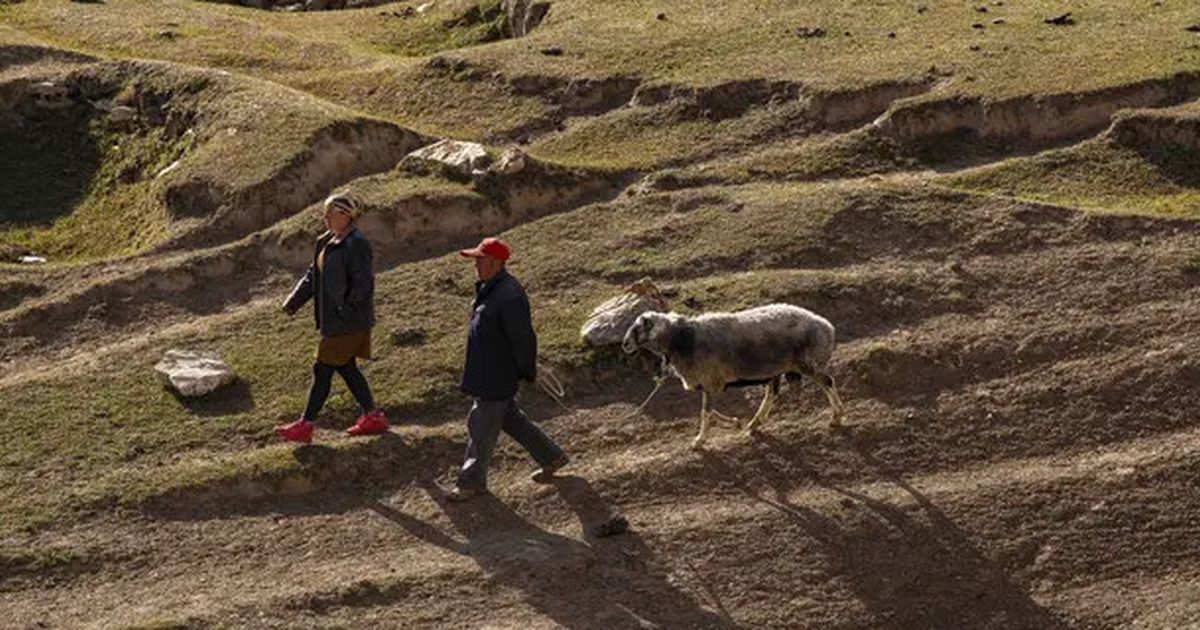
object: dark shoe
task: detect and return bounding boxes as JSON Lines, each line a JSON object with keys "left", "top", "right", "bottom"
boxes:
{"left": 445, "top": 485, "right": 489, "bottom": 503}
{"left": 590, "top": 514, "right": 630, "bottom": 538}
{"left": 530, "top": 455, "right": 570, "bottom": 484}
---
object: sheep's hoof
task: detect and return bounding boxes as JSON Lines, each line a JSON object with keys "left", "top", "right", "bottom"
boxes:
{"left": 710, "top": 411, "right": 741, "bottom": 427}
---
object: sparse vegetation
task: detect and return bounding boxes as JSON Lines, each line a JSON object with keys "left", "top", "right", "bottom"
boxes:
{"left": 3, "top": 1, "right": 1200, "bottom": 627}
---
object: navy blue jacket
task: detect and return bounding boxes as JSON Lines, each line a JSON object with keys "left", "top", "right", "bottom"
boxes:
{"left": 460, "top": 269, "right": 537, "bottom": 401}
{"left": 283, "top": 228, "right": 375, "bottom": 337}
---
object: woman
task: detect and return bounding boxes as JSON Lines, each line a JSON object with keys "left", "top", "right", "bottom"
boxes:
{"left": 275, "top": 193, "right": 388, "bottom": 443}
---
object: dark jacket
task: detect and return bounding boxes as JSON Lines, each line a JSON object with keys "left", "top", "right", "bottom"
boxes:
{"left": 283, "top": 228, "right": 375, "bottom": 337}
{"left": 460, "top": 269, "right": 537, "bottom": 401}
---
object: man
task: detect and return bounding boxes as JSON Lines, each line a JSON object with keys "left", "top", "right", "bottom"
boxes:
{"left": 449, "top": 237, "right": 569, "bottom": 501}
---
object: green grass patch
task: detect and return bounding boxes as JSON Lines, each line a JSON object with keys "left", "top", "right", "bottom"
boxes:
{"left": 944, "top": 140, "right": 1200, "bottom": 218}
{"left": 0, "top": 107, "right": 188, "bottom": 261}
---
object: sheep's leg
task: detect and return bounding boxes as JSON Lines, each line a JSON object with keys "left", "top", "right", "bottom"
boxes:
{"left": 743, "top": 381, "right": 776, "bottom": 436}
{"left": 691, "top": 391, "right": 712, "bottom": 450}
{"left": 799, "top": 365, "right": 846, "bottom": 426}
{"left": 709, "top": 408, "right": 742, "bottom": 428}
{"left": 815, "top": 371, "right": 846, "bottom": 426}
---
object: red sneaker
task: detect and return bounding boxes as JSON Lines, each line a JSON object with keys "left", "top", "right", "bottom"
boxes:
{"left": 275, "top": 419, "right": 314, "bottom": 443}
{"left": 346, "top": 410, "right": 389, "bottom": 436}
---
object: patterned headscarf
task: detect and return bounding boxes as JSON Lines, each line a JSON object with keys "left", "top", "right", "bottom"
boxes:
{"left": 323, "top": 193, "right": 363, "bottom": 220}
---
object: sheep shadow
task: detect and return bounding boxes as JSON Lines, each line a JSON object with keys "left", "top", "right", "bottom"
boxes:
{"left": 698, "top": 433, "right": 1068, "bottom": 630}
{"left": 371, "top": 477, "right": 733, "bottom": 629}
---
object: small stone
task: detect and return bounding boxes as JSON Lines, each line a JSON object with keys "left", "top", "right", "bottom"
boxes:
{"left": 992, "top": 18, "right": 1006, "bottom": 25}
{"left": 1044, "top": 12, "right": 1075, "bottom": 26}
{"left": 493, "top": 147, "right": 528, "bottom": 175}
{"left": 110, "top": 106, "right": 138, "bottom": 122}
{"left": 655, "top": 12, "right": 666, "bottom": 20}
{"left": 887, "top": 31, "right": 897, "bottom": 38}
{"left": 968, "top": 44, "right": 982, "bottom": 51}
{"left": 972, "top": 22, "right": 984, "bottom": 29}
{"left": 155, "top": 349, "right": 236, "bottom": 397}
{"left": 1187, "top": 24, "right": 1200, "bottom": 33}
{"left": 975, "top": 5, "right": 988, "bottom": 12}
{"left": 794, "top": 26, "right": 827, "bottom": 38}
{"left": 540, "top": 45, "right": 564, "bottom": 56}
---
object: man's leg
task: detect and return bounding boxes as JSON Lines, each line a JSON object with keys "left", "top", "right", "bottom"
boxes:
{"left": 501, "top": 398, "right": 567, "bottom": 468}
{"left": 457, "top": 399, "right": 507, "bottom": 490}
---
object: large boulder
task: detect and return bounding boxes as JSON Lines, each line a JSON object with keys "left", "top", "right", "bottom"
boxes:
{"left": 155, "top": 350, "right": 236, "bottom": 397}
{"left": 400, "top": 139, "right": 491, "bottom": 178}
{"left": 580, "top": 278, "right": 669, "bottom": 346}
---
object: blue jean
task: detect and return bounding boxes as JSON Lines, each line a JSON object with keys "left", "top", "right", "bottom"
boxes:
{"left": 457, "top": 397, "right": 566, "bottom": 490}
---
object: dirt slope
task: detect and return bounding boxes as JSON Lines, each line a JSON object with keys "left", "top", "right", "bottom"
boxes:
{"left": 2, "top": 2, "right": 1200, "bottom": 629}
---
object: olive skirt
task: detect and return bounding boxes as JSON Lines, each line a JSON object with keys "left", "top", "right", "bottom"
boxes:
{"left": 316, "top": 329, "right": 372, "bottom": 366}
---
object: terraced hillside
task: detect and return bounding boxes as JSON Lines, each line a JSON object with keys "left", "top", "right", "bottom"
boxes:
{"left": 1, "top": 1, "right": 1199, "bottom": 628}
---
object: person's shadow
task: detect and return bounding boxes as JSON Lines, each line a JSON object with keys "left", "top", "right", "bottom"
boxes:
{"left": 371, "top": 476, "right": 734, "bottom": 629}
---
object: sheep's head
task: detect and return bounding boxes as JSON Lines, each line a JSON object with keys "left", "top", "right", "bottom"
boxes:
{"left": 622, "top": 311, "right": 672, "bottom": 355}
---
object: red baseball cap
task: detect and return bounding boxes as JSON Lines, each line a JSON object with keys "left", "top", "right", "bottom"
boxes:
{"left": 459, "top": 237, "right": 511, "bottom": 262}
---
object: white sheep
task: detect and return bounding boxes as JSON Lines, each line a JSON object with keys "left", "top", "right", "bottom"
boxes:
{"left": 621, "top": 303, "right": 845, "bottom": 449}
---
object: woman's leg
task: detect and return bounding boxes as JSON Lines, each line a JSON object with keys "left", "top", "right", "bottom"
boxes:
{"left": 335, "top": 358, "right": 376, "bottom": 414}
{"left": 302, "top": 361, "right": 338, "bottom": 421}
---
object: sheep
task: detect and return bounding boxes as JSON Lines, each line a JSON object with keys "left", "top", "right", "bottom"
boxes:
{"left": 621, "top": 303, "right": 845, "bottom": 449}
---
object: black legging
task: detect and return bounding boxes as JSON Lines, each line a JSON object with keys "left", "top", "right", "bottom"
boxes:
{"left": 302, "top": 358, "right": 376, "bottom": 422}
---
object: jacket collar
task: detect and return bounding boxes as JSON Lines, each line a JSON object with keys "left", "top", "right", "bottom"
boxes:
{"left": 474, "top": 268, "right": 510, "bottom": 302}
{"left": 319, "top": 227, "right": 362, "bottom": 248}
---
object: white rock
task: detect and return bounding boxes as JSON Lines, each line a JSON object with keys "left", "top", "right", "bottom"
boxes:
{"left": 416, "top": 1, "right": 434, "bottom": 14}
{"left": 403, "top": 139, "right": 491, "bottom": 177}
{"left": 155, "top": 350, "right": 236, "bottom": 397}
{"left": 494, "top": 147, "right": 527, "bottom": 175}
{"left": 581, "top": 278, "right": 669, "bottom": 346}
{"left": 156, "top": 159, "right": 183, "bottom": 179}
{"left": 19, "top": 255, "right": 47, "bottom": 265}
{"left": 29, "top": 81, "right": 68, "bottom": 98}
{"left": 110, "top": 106, "right": 137, "bottom": 122}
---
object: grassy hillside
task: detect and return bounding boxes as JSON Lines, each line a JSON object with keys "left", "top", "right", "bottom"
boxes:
{"left": 3, "top": 2, "right": 1200, "bottom": 628}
